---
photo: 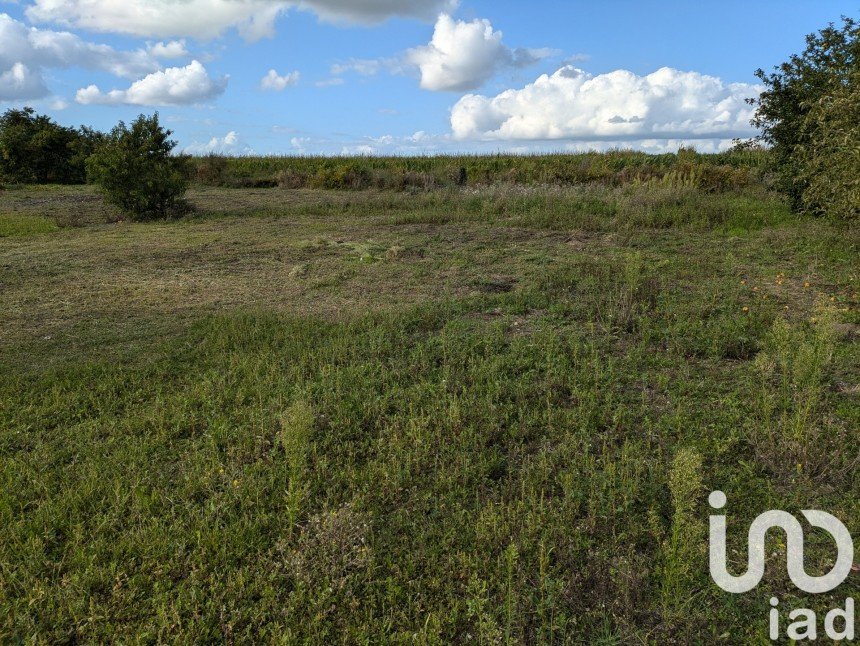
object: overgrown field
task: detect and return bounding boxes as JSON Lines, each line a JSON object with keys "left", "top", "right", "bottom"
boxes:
{"left": 0, "top": 175, "right": 858, "bottom": 642}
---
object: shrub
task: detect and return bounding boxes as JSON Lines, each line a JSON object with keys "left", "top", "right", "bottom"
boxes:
{"left": 87, "top": 114, "right": 190, "bottom": 220}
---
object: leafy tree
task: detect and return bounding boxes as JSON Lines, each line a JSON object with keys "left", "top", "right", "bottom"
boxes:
{"left": 0, "top": 107, "right": 92, "bottom": 184}
{"left": 87, "top": 113, "right": 190, "bottom": 220}
{"left": 794, "top": 69, "right": 859, "bottom": 220}
{"left": 751, "top": 16, "right": 859, "bottom": 218}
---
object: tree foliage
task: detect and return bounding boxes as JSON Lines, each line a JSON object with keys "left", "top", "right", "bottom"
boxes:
{"left": 752, "top": 16, "right": 859, "bottom": 219}
{"left": 86, "top": 114, "right": 190, "bottom": 220}
{"left": 0, "top": 108, "right": 102, "bottom": 184}
{"left": 794, "top": 70, "right": 859, "bottom": 220}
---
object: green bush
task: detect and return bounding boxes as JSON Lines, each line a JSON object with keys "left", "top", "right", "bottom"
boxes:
{"left": 87, "top": 114, "right": 190, "bottom": 220}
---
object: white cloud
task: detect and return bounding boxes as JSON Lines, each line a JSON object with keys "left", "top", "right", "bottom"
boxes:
{"left": 185, "top": 130, "right": 254, "bottom": 154}
{"left": 331, "top": 58, "right": 382, "bottom": 76}
{"left": 298, "top": 0, "right": 456, "bottom": 25}
{"left": 0, "top": 63, "right": 46, "bottom": 101}
{"left": 148, "top": 40, "right": 190, "bottom": 59}
{"left": 25, "top": 0, "right": 456, "bottom": 41}
{"left": 26, "top": 0, "right": 286, "bottom": 41}
{"left": 451, "top": 66, "right": 761, "bottom": 142}
{"left": 341, "top": 143, "right": 376, "bottom": 155}
{"left": 261, "top": 69, "right": 300, "bottom": 90}
{"left": 49, "top": 96, "right": 69, "bottom": 110}
{"left": 405, "top": 14, "right": 550, "bottom": 92}
{"left": 315, "top": 77, "right": 345, "bottom": 87}
{"left": 290, "top": 136, "right": 312, "bottom": 153}
{"left": 0, "top": 12, "right": 161, "bottom": 101}
{"left": 76, "top": 60, "right": 227, "bottom": 106}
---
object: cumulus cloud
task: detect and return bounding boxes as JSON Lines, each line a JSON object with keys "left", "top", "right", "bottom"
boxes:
{"left": 0, "top": 12, "right": 160, "bottom": 100}
{"left": 25, "top": 0, "right": 457, "bottom": 41}
{"left": 184, "top": 130, "right": 254, "bottom": 154}
{"left": 148, "top": 40, "right": 190, "bottom": 59}
{"left": 76, "top": 60, "right": 227, "bottom": 106}
{"left": 0, "top": 63, "right": 46, "bottom": 101}
{"left": 451, "top": 66, "right": 761, "bottom": 142}
{"left": 405, "top": 14, "right": 551, "bottom": 92}
{"left": 26, "top": 0, "right": 286, "bottom": 41}
{"left": 261, "top": 69, "right": 300, "bottom": 90}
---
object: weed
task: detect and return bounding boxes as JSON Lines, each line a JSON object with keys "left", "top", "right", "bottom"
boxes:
{"left": 661, "top": 447, "right": 705, "bottom": 619}
{"left": 752, "top": 307, "right": 855, "bottom": 484}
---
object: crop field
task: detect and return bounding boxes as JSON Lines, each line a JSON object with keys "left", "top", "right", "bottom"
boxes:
{"left": 1, "top": 168, "right": 858, "bottom": 642}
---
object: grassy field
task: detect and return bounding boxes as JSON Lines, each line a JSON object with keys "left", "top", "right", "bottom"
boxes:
{"left": 1, "top": 176, "right": 858, "bottom": 642}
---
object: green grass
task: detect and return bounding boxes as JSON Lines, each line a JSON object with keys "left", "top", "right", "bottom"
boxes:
{"left": 0, "top": 213, "right": 58, "bottom": 237}
{"left": 0, "top": 176, "right": 858, "bottom": 642}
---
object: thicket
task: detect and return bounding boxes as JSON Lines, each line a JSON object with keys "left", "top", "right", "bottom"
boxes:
{"left": 0, "top": 108, "right": 103, "bottom": 184}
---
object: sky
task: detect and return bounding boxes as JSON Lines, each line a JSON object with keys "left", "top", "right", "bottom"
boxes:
{"left": 1, "top": 0, "right": 856, "bottom": 155}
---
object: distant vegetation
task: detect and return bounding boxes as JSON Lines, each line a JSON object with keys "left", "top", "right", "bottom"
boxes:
{"left": 188, "top": 147, "right": 771, "bottom": 193}
{"left": 0, "top": 14, "right": 855, "bottom": 221}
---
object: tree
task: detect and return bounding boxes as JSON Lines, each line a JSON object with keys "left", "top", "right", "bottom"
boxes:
{"left": 751, "top": 16, "right": 859, "bottom": 218}
{"left": 0, "top": 107, "right": 91, "bottom": 184}
{"left": 794, "top": 70, "right": 859, "bottom": 220}
{"left": 87, "top": 113, "right": 190, "bottom": 220}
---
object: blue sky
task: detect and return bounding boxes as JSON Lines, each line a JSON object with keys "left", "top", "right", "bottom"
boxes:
{"left": 1, "top": 0, "right": 856, "bottom": 155}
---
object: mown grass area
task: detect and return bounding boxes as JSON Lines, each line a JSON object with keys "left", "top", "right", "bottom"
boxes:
{"left": 0, "top": 179, "right": 858, "bottom": 642}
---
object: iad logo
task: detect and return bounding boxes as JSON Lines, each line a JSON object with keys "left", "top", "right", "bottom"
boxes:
{"left": 709, "top": 491, "right": 856, "bottom": 641}
{"left": 709, "top": 490, "right": 854, "bottom": 594}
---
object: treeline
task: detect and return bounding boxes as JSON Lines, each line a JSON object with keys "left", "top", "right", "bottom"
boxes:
{"left": 0, "top": 108, "right": 105, "bottom": 184}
